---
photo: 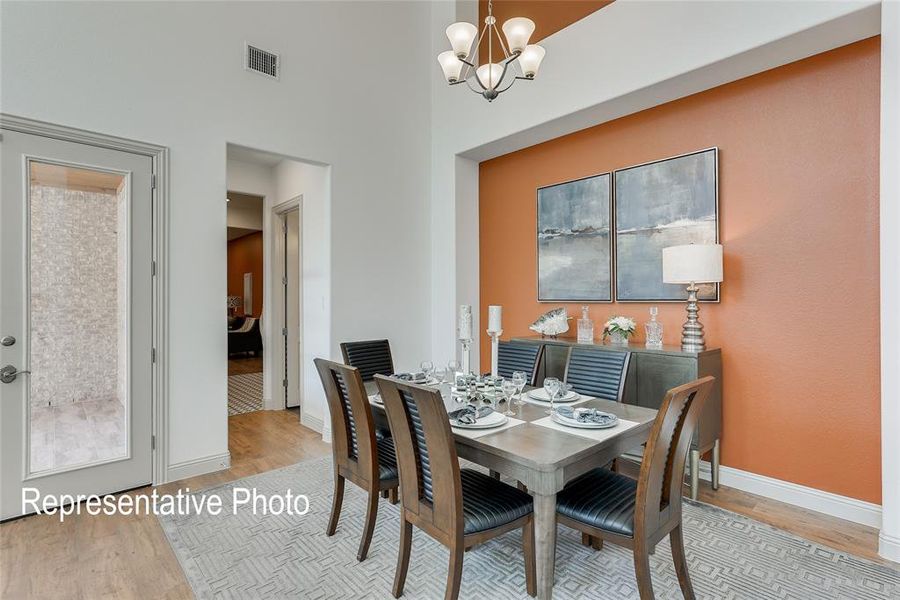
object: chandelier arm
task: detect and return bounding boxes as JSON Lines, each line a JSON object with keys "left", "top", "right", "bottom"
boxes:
{"left": 464, "top": 74, "right": 487, "bottom": 93}
{"left": 492, "top": 21, "right": 513, "bottom": 60}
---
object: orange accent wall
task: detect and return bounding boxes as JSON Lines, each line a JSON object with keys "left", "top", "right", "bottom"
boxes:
{"left": 227, "top": 232, "right": 264, "bottom": 317}
{"left": 478, "top": 1, "right": 613, "bottom": 43}
{"left": 479, "top": 38, "right": 881, "bottom": 503}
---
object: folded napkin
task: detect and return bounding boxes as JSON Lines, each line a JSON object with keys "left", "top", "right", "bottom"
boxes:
{"left": 393, "top": 372, "right": 426, "bottom": 382}
{"left": 448, "top": 405, "right": 493, "bottom": 425}
{"left": 555, "top": 406, "right": 618, "bottom": 426}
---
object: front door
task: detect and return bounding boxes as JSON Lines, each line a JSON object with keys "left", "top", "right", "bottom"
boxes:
{"left": 0, "top": 129, "right": 153, "bottom": 520}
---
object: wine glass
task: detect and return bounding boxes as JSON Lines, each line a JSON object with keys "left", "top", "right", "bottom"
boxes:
{"left": 512, "top": 371, "right": 527, "bottom": 406}
{"left": 501, "top": 378, "right": 517, "bottom": 416}
{"left": 420, "top": 360, "right": 434, "bottom": 382}
{"left": 543, "top": 377, "right": 560, "bottom": 415}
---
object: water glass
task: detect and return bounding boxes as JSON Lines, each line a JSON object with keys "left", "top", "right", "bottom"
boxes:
{"left": 420, "top": 360, "right": 434, "bottom": 381}
{"left": 543, "top": 377, "right": 560, "bottom": 415}
{"left": 501, "top": 379, "right": 517, "bottom": 416}
{"left": 512, "top": 371, "right": 527, "bottom": 405}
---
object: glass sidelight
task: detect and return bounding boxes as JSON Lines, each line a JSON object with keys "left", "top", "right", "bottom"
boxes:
{"left": 27, "top": 161, "right": 129, "bottom": 474}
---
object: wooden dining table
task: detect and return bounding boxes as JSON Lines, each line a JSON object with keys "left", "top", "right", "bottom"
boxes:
{"left": 365, "top": 380, "right": 658, "bottom": 600}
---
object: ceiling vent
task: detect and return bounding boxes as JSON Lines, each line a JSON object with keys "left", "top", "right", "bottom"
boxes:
{"left": 244, "top": 43, "right": 279, "bottom": 80}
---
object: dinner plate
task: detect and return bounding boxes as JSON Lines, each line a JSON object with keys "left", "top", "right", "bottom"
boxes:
{"left": 451, "top": 411, "right": 508, "bottom": 430}
{"left": 526, "top": 388, "right": 580, "bottom": 403}
{"left": 551, "top": 411, "right": 618, "bottom": 429}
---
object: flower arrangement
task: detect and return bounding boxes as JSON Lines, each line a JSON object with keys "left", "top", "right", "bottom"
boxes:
{"left": 602, "top": 316, "right": 637, "bottom": 344}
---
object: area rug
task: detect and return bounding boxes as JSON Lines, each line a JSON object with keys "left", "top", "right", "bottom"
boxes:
{"left": 158, "top": 457, "right": 900, "bottom": 599}
{"left": 227, "top": 373, "right": 263, "bottom": 416}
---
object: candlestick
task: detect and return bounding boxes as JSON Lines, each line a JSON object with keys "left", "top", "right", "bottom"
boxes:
{"left": 460, "top": 339, "right": 471, "bottom": 374}
{"left": 458, "top": 304, "right": 473, "bottom": 341}
{"left": 489, "top": 330, "right": 502, "bottom": 377}
{"left": 488, "top": 305, "right": 502, "bottom": 333}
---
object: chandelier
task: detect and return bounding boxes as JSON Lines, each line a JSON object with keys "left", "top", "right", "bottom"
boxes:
{"left": 436, "top": 0, "right": 546, "bottom": 102}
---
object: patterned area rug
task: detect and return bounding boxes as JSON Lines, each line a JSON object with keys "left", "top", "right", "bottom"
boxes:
{"left": 158, "top": 457, "right": 900, "bottom": 599}
{"left": 227, "top": 373, "right": 263, "bottom": 416}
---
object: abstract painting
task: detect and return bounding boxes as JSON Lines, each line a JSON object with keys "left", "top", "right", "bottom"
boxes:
{"left": 614, "top": 148, "right": 719, "bottom": 302}
{"left": 537, "top": 173, "right": 611, "bottom": 302}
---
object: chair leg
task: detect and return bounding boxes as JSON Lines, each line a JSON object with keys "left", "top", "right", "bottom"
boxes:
{"left": 591, "top": 536, "right": 603, "bottom": 551}
{"left": 445, "top": 542, "right": 464, "bottom": 600}
{"left": 381, "top": 490, "right": 389, "bottom": 499}
{"left": 523, "top": 521, "right": 536, "bottom": 597}
{"left": 670, "top": 525, "right": 695, "bottom": 600}
{"left": 581, "top": 532, "right": 592, "bottom": 547}
{"left": 633, "top": 546, "right": 655, "bottom": 600}
{"left": 357, "top": 490, "right": 379, "bottom": 561}
{"left": 326, "top": 474, "right": 345, "bottom": 536}
{"left": 392, "top": 519, "right": 413, "bottom": 598}
{"left": 388, "top": 487, "right": 398, "bottom": 505}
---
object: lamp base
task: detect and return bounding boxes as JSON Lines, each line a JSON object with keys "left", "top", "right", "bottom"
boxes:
{"left": 680, "top": 283, "right": 706, "bottom": 353}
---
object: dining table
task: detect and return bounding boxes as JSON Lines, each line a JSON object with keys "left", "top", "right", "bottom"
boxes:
{"left": 365, "top": 379, "right": 658, "bottom": 600}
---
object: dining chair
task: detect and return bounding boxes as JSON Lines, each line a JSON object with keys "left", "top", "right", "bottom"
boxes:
{"left": 374, "top": 375, "right": 536, "bottom": 600}
{"left": 555, "top": 376, "right": 716, "bottom": 600}
{"left": 340, "top": 339, "right": 395, "bottom": 381}
{"left": 497, "top": 341, "right": 544, "bottom": 386}
{"left": 314, "top": 358, "right": 400, "bottom": 561}
{"left": 562, "top": 346, "right": 631, "bottom": 401}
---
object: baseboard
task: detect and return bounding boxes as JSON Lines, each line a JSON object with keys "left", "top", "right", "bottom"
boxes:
{"left": 879, "top": 531, "right": 900, "bottom": 563}
{"left": 166, "top": 451, "right": 231, "bottom": 483}
{"left": 697, "top": 460, "right": 882, "bottom": 528}
{"left": 300, "top": 411, "right": 323, "bottom": 434}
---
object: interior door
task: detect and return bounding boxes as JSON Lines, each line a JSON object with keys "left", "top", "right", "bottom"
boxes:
{"left": 0, "top": 129, "right": 153, "bottom": 520}
{"left": 284, "top": 208, "right": 301, "bottom": 408}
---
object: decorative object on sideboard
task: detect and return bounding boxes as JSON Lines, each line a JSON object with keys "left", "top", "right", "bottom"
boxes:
{"left": 602, "top": 316, "right": 636, "bottom": 345}
{"left": 487, "top": 305, "right": 503, "bottom": 377}
{"left": 458, "top": 304, "right": 473, "bottom": 374}
{"left": 529, "top": 307, "right": 571, "bottom": 338}
{"left": 615, "top": 148, "right": 719, "bottom": 302}
{"left": 537, "top": 173, "right": 612, "bottom": 302}
{"left": 645, "top": 306, "right": 664, "bottom": 349}
{"left": 663, "top": 243, "right": 724, "bottom": 352}
{"left": 227, "top": 295, "right": 243, "bottom": 328}
{"left": 576, "top": 305, "right": 594, "bottom": 344}
{"left": 437, "top": 0, "right": 546, "bottom": 103}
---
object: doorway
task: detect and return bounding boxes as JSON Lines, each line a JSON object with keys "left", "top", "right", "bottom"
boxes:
{"left": 279, "top": 204, "right": 301, "bottom": 409}
{"left": 0, "top": 123, "right": 160, "bottom": 520}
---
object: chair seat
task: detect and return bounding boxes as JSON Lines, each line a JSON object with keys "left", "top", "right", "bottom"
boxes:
{"left": 375, "top": 437, "right": 399, "bottom": 481}
{"left": 460, "top": 469, "right": 533, "bottom": 535}
{"left": 556, "top": 468, "right": 637, "bottom": 537}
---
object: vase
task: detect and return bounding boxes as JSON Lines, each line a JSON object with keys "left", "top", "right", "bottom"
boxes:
{"left": 609, "top": 331, "right": 629, "bottom": 345}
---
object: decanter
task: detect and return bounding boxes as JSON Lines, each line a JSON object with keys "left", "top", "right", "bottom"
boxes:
{"left": 577, "top": 305, "right": 594, "bottom": 344}
{"left": 645, "top": 306, "right": 663, "bottom": 349}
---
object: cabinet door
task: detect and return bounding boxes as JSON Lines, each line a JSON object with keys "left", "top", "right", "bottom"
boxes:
{"left": 635, "top": 354, "right": 697, "bottom": 410}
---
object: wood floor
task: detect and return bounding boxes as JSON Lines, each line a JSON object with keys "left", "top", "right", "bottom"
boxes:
{"left": 228, "top": 355, "right": 263, "bottom": 376}
{"left": 0, "top": 410, "right": 889, "bottom": 599}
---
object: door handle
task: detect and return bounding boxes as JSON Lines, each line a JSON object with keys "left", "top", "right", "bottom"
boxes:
{"left": 0, "top": 365, "right": 30, "bottom": 384}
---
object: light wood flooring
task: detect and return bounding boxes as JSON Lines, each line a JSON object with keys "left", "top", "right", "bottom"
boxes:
{"left": 0, "top": 409, "right": 889, "bottom": 599}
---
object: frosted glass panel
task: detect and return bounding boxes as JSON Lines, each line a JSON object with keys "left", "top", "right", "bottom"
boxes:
{"left": 28, "top": 162, "right": 128, "bottom": 473}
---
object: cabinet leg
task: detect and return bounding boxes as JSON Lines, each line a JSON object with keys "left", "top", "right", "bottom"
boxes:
{"left": 711, "top": 439, "right": 721, "bottom": 491}
{"left": 690, "top": 449, "right": 700, "bottom": 501}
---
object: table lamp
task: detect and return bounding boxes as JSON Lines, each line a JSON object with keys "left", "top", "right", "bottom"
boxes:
{"left": 662, "top": 244, "right": 723, "bottom": 352}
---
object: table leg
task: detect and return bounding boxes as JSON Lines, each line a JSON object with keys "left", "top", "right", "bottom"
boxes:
{"left": 533, "top": 492, "right": 557, "bottom": 600}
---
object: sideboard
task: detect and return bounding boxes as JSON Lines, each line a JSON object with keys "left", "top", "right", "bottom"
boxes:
{"left": 511, "top": 335, "right": 722, "bottom": 500}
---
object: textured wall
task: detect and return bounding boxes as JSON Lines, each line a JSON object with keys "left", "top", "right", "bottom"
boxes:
{"left": 29, "top": 184, "right": 124, "bottom": 407}
{"left": 479, "top": 38, "right": 882, "bottom": 503}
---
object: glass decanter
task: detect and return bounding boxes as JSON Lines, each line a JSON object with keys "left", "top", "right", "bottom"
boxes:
{"left": 577, "top": 305, "right": 594, "bottom": 344}
{"left": 645, "top": 306, "right": 663, "bottom": 349}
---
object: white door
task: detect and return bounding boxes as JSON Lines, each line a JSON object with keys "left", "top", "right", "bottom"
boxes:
{"left": 0, "top": 129, "right": 153, "bottom": 520}
{"left": 284, "top": 209, "right": 301, "bottom": 408}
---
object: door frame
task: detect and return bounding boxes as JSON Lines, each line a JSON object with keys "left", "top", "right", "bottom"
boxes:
{"left": 271, "top": 196, "right": 302, "bottom": 411}
{"left": 1, "top": 114, "right": 170, "bottom": 486}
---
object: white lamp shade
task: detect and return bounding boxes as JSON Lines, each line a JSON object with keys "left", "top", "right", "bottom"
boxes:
{"left": 502, "top": 17, "right": 535, "bottom": 54}
{"left": 518, "top": 44, "right": 545, "bottom": 78}
{"left": 476, "top": 63, "right": 504, "bottom": 90}
{"left": 446, "top": 22, "right": 478, "bottom": 59}
{"left": 662, "top": 244, "right": 724, "bottom": 284}
{"left": 437, "top": 51, "right": 464, "bottom": 82}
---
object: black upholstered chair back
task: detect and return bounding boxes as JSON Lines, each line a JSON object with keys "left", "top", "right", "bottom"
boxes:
{"left": 636, "top": 376, "right": 714, "bottom": 536}
{"left": 314, "top": 359, "right": 378, "bottom": 482}
{"left": 340, "top": 339, "right": 394, "bottom": 382}
{"left": 375, "top": 375, "right": 463, "bottom": 536}
{"left": 563, "top": 347, "right": 631, "bottom": 401}
{"left": 497, "top": 342, "right": 544, "bottom": 386}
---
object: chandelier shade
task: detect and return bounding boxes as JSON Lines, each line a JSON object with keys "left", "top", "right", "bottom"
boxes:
{"left": 436, "top": 0, "right": 546, "bottom": 102}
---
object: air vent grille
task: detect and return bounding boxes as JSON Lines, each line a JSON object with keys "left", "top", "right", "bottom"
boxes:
{"left": 245, "top": 44, "right": 279, "bottom": 80}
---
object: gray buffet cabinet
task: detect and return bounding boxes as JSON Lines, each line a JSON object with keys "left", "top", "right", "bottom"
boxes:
{"left": 511, "top": 335, "right": 722, "bottom": 500}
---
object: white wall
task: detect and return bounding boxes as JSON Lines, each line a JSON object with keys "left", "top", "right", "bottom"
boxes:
{"left": 0, "top": 1, "right": 433, "bottom": 475}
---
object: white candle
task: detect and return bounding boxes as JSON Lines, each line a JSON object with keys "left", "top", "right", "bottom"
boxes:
{"left": 488, "top": 305, "right": 502, "bottom": 333}
{"left": 458, "top": 305, "right": 472, "bottom": 341}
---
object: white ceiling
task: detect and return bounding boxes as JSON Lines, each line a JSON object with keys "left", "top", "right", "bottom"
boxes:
{"left": 227, "top": 144, "right": 284, "bottom": 167}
